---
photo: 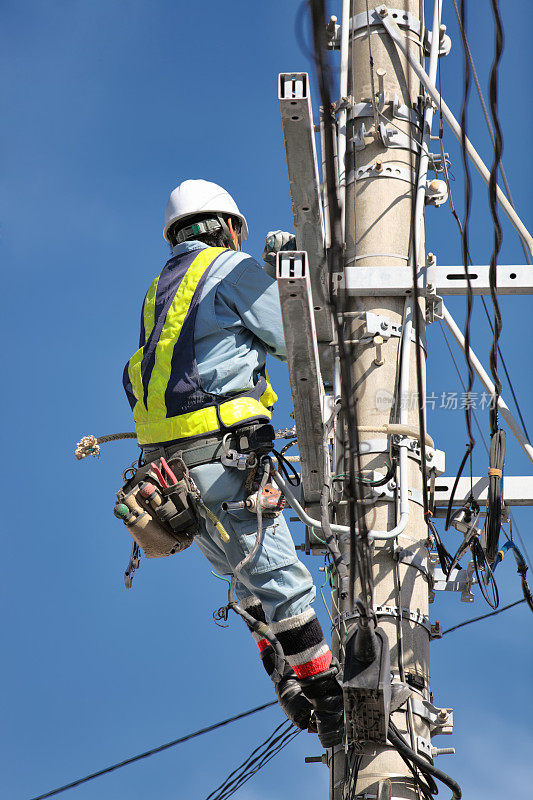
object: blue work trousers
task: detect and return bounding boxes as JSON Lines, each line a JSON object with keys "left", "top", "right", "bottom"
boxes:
{"left": 188, "top": 461, "right": 316, "bottom": 623}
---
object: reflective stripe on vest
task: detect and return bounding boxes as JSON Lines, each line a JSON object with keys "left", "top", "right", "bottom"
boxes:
{"left": 123, "top": 247, "right": 278, "bottom": 445}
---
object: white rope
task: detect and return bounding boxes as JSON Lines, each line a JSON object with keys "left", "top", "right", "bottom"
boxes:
{"left": 75, "top": 432, "right": 137, "bottom": 460}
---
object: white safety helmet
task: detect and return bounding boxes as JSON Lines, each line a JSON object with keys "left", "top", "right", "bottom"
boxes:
{"left": 163, "top": 179, "right": 249, "bottom": 243}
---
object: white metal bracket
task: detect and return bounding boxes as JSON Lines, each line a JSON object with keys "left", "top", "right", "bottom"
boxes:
{"left": 278, "top": 72, "right": 332, "bottom": 380}
{"left": 432, "top": 475, "right": 533, "bottom": 512}
{"left": 277, "top": 251, "right": 327, "bottom": 505}
{"left": 410, "top": 697, "right": 453, "bottom": 736}
{"left": 429, "top": 555, "right": 476, "bottom": 603}
{"left": 341, "top": 264, "right": 533, "bottom": 296}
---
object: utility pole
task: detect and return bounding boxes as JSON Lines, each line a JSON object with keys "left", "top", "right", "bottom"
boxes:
{"left": 330, "top": 2, "right": 443, "bottom": 798}
{"left": 277, "top": 0, "right": 531, "bottom": 797}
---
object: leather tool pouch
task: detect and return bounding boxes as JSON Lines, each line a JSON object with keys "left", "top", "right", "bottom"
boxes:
{"left": 114, "top": 457, "right": 200, "bottom": 559}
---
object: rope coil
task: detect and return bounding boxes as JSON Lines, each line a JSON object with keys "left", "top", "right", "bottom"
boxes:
{"left": 75, "top": 432, "right": 137, "bottom": 460}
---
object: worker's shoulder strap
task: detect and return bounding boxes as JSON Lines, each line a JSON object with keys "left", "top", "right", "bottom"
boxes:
{"left": 141, "top": 246, "right": 228, "bottom": 346}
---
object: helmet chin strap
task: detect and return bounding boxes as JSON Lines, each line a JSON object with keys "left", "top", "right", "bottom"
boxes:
{"left": 216, "top": 214, "right": 237, "bottom": 251}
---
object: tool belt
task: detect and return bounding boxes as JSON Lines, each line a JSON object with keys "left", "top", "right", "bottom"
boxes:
{"left": 114, "top": 422, "right": 276, "bottom": 585}
{"left": 114, "top": 456, "right": 200, "bottom": 560}
{"left": 142, "top": 422, "right": 276, "bottom": 470}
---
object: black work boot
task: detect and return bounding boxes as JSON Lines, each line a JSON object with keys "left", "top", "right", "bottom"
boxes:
{"left": 260, "top": 645, "right": 315, "bottom": 731}
{"left": 298, "top": 663, "right": 344, "bottom": 747}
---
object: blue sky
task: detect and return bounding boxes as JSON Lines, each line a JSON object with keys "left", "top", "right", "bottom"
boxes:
{"left": 1, "top": 1, "right": 532, "bottom": 799}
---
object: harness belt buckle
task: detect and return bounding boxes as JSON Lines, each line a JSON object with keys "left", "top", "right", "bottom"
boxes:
{"left": 221, "top": 449, "right": 251, "bottom": 470}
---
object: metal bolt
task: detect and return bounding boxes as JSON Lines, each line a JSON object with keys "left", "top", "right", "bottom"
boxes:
{"left": 373, "top": 334, "right": 384, "bottom": 365}
{"left": 380, "top": 320, "right": 388, "bottom": 330}
{"left": 426, "top": 450, "right": 433, "bottom": 461}
{"left": 427, "top": 252, "right": 436, "bottom": 265}
{"left": 437, "top": 709, "right": 449, "bottom": 722}
{"left": 375, "top": 160, "right": 383, "bottom": 173}
{"left": 305, "top": 754, "right": 327, "bottom": 763}
{"left": 432, "top": 747, "right": 455, "bottom": 756}
{"left": 377, "top": 67, "right": 386, "bottom": 98}
{"left": 378, "top": 6, "right": 388, "bottom": 17}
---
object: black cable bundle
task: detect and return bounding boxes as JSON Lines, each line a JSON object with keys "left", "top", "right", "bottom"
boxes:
{"left": 484, "top": 0, "right": 506, "bottom": 564}
{"left": 307, "top": 0, "right": 374, "bottom": 617}
{"left": 443, "top": 0, "right": 476, "bottom": 531}
{"left": 204, "top": 719, "right": 300, "bottom": 800}
{"left": 388, "top": 720, "right": 462, "bottom": 800}
{"left": 484, "top": 428, "right": 506, "bottom": 562}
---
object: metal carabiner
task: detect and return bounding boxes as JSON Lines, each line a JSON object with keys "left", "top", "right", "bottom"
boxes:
{"left": 124, "top": 542, "right": 141, "bottom": 589}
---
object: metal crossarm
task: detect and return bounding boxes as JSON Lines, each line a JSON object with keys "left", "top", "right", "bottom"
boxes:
{"left": 342, "top": 265, "right": 533, "bottom": 295}
{"left": 432, "top": 476, "right": 533, "bottom": 512}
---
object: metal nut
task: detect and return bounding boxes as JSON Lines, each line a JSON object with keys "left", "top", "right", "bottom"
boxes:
{"left": 437, "top": 709, "right": 449, "bottom": 722}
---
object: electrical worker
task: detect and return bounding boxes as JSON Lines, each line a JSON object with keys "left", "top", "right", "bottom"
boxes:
{"left": 123, "top": 179, "right": 343, "bottom": 747}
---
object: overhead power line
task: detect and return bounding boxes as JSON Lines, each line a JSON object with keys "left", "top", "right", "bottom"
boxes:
{"left": 27, "top": 700, "right": 277, "bottom": 800}
{"left": 440, "top": 598, "right": 526, "bottom": 635}
{"left": 204, "top": 719, "right": 300, "bottom": 800}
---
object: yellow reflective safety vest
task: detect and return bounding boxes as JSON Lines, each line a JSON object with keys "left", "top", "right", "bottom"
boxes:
{"left": 123, "top": 247, "right": 278, "bottom": 445}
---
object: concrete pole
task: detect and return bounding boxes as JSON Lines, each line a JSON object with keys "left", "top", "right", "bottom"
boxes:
{"left": 330, "top": 2, "right": 438, "bottom": 797}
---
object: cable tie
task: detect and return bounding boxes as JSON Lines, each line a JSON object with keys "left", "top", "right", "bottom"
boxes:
{"left": 488, "top": 467, "right": 502, "bottom": 477}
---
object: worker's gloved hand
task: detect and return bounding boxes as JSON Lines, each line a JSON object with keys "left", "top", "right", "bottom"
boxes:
{"left": 262, "top": 230, "right": 296, "bottom": 278}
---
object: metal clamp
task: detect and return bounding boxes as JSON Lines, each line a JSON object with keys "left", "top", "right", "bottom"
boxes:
{"left": 423, "top": 25, "right": 452, "bottom": 58}
{"left": 425, "top": 282, "right": 444, "bottom": 323}
{"left": 391, "top": 434, "right": 446, "bottom": 476}
{"left": 221, "top": 434, "right": 256, "bottom": 471}
{"left": 417, "top": 736, "right": 433, "bottom": 760}
{"left": 360, "top": 311, "right": 402, "bottom": 340}
{"left": 351, "top": 93, "right": 422, "bottom": 128}
{"left": 378, "top": 122, "right": 422, "bottom": 153}
{"left": 393, "top": 546, "right": 431, "bottom": 581}
{"left": 428, "top": 151, "right": 451, "bottom": 173}
{"left": 410, "top": 697, "right": 453, "bottom": 736}
{"left": 351, "top": 7, "right": 422, "bottom": 39}
{"left": 348, "top": 162, "right": 416, "bottom": 186}
{"left": 348, "top": 604, "right": 431, "bottom": 633}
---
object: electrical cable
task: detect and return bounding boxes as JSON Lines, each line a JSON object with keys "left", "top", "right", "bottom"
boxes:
{"left": 364, "top": 0, "right": 380, "bottom": 133}
{"left": 436, "top": 88, "right": 531, "bottom": 444}
{"left": 449, "top": 0, "right": 531, "bottom": 268}
{"left": 484, "top": 428, "right": 506, "bottom": 562}
{"left": 438, "top": 319, "right": 533, "bottom": 576}
{"left": 440, "top": 598, "right": 525, "bottom": 635}
{"left": 440, "top": 0, "right": 476, "bottom": 533}
{"left": 495, "top": 535, "right": 533, "bottom": 613}
{"left": 204, "top": 719, "right": 300, "bottom": 800}
{"left": 471, "top": 535, "right": 499, "bottom": 609}
{"left": 388, "top": 720, "right": 462, "bottom": 800}
{"left": 271, "top": 447, "right": 301, "bottom": 486}
{"left": 332, "top": 458, "right": 396, "bottom": 488}
{"left": 427, "top": 518, "right": 454, "bottom": 574}
{"left": 448, "top": 2, "right": 532, "bottom": 434}
{"left": 209, "top": 721, "right": 300, "bottom": 799}
{"left": 308, "top": 0, "right": 374, "bottom": 616}
{"left": 27, "top": 701, "right": 278, "bottom": 800}
{"left": 483, "top": 0, "right": 507, "bottom": 566}
{"left": 405, "top": 0, "right": 431, "bottom": 522}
